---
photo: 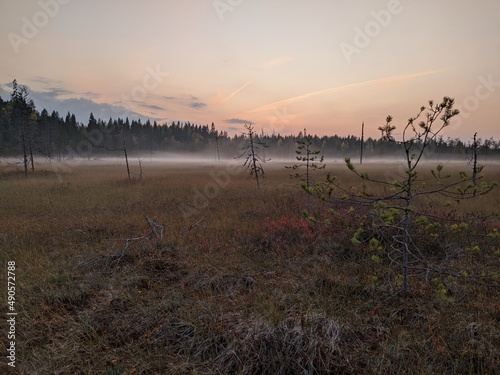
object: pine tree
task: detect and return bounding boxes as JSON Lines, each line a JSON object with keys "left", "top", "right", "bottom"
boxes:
{"left": 10, "top": 80, "right": 36, "bottom": 176}
{"left": 286, "top": 128, "right": 325, "bottom": 204}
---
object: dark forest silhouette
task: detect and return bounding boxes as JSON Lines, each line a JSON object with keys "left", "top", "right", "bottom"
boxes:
{"left": 1, "top": 81, "right": 499, "bottom": 164}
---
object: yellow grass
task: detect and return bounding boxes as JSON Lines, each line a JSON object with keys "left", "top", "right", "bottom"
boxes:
{"left": 0, "top": 159, "right": 499, "bottom": 374}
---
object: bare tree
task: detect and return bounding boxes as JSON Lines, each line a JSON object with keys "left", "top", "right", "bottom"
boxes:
{"left": 211, "top": 122, "right": 221, "bottom": 162}
{"left": 138, "top": 158, "right": 143, "bottom": 180}
{"left": 360, "top": 121, "right": 364, "bottom": 164}
{"left": 237, "top": 124, "right": 268, "bottom": 190}
{"left": 91, "top": 136, "right": 131, "bottom": 180}
{"left": 123, "top": 139, "right": 131, "bottom": 180}
{"left": 10, "top": 80, "right": 36, "bottom": 176}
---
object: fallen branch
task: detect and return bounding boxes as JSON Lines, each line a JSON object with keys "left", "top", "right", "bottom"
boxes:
{"left": 145, "top": 216, "right": 164, "bottom": 239}
{"left": 181, "top": 211, "right": 208, "bottom": 234}
{"left": 77, "top": 216, "right": 165, "bottom": 269}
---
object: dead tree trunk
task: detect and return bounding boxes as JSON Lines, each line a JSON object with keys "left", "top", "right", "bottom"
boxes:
{"left": 215, "top": 132, "right": 220, "bottom": 162}
{"left": 123, "top": 139, "right": 131, "bottom": 181}
{"left": 360, "top": 121, "right": 364, "bottom": 164}
{"left": 29, "top": 135, "right": 35, "bottom": 173}
{"left": 471, "top": 132, "right": 478, "bottom": 186}
{"left": 238, "top": 124, "right": 267, "bottom": 191}
{"left": 20, "top": 129, "right": 28, "bottom": 177}
{"left": 249, "top": 130, "right": 261, "bottom": 190}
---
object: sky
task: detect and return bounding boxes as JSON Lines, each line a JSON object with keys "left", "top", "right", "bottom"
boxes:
{"left": 1, "top": 0, "right": 499, "bottom": 141}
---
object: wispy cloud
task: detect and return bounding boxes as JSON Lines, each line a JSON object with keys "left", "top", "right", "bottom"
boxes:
{"left": 27, "top": 76, "right": 99, "bottom": 99}
{"left": 223, "top": 80, "right": 253, "bottom": 102}
{"left": 39, "top": 87, "right": 74, "bottom": 98}
{"left": 139, "top": 103, "right": 165, "bottom": 111}
{"left": 224, "top": 118, "right": 254, "bottom": 124}
{"left": 0, "top": 84, "right": 151, "bottom": 123}
{"left": 246, "top": 69, "right": 446, "bottom": 114}
{"left": 30, "top": 75, "right": 63, "bottom": 87}
{"left": 190, "top": 102, "right": 207, "bottom": 109}
{"left": 262, "top": 55, "right": 293, "bottom": 67}
{"left": 184, "top": 94, "right": 208, "bottom": 109}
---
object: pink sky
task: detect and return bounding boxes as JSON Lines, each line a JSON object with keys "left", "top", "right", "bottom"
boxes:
{"left": 1, "top": 0, "right": 499, "bottom": 141}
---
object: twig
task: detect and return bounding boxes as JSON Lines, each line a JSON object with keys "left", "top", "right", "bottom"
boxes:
{"left": 181, "top": 211, "right": 208, "bottom": 233}
{"left": 145, "top": 216, "right": 164, "bottom": 239}
{"left": 77, "top": 216, "right": 164, "bottom": 269}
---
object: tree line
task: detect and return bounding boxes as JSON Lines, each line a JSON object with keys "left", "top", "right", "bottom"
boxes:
{"left": 1, "top": 81, "right": 499, "bottom": 171}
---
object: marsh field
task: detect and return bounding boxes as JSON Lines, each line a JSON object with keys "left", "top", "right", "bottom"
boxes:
{"left": 1, "top": 159, "right": 499, "bottom": 374}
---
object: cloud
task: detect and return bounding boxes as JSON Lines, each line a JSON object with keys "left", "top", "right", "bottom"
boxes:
{"left": 223, "top": 80, "right": 253, "bottom": 102}
{"left": 180, "top": 94, "right": 208, "bottom": 109}
{"left": 246, "top": 69, "right": 446, "bottom": 114}
{"left": 0, "top": 84, "right": 11, "bottom": 99}
{"left": 39, "top": 87, "right": 99, "bottom": 100}
{"left": 30, "top": 76, "right": 63, "bottom": 87}
{"left": 38, "top": 87, "right": 74, "bottom": 98}
{"left": 189, "top": 101, "right": 207, "bottom": 109}
{"left": 139, "top": 103, "right": 165, "bottom": 111}
{"left": 28, "top": 76, "right": 99, "bottom": 99}
{"left": 0, "top": 84, "right": 153, "bottom": 123}
{"left": 45, "top": 97, "right": 152, "bottom": 122}
{"left": 224, "top": 118, "right": 254, "bottom": 124}
{"left": 262, "top": 55, "right": 293, "bottom": 67}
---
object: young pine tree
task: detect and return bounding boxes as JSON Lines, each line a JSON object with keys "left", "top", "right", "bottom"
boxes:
{"left": 326, "top": 97, "right": 496, "bottom": 294}
{"left": 286, "top": 129, "right": 325, "bottom": 207}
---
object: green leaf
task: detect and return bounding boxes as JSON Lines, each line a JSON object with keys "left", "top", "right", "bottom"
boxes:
{"left": 351, "top": 227, "right": 364, "bottom": 245}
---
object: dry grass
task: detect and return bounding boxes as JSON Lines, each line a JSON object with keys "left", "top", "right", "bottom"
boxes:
{"left": 0, "top": 159, "right": 499, "bottom": 374}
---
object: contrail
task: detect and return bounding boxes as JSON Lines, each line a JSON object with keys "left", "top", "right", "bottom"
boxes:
{"left": 246, "top": 69, "right": 446, "bottom": 113}
{"left": 223, "top": 80, "right": 253, "bottom": 102}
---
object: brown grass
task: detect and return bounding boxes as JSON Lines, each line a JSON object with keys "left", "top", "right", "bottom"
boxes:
{"left": 0, "top": 159, "right": 499, "bottom": 374}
